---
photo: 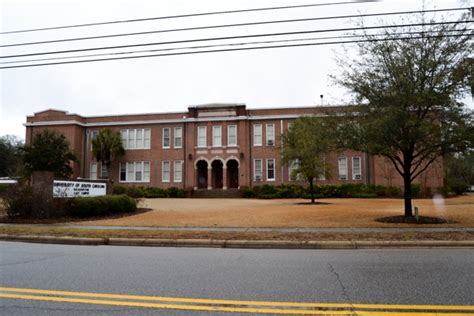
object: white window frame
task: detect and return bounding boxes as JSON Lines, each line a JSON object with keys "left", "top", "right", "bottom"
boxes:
{"left": 212, "top": 125, "right": 222, "bottom": 147}
{"left": 174, "top": 127, "right": 183, "bottom": 148}
{"left": 162, "top": 128, "right": 170, "bottom": 149}
{"left": 90, "top": 162, "right": 97, "bottom": 180}
{"left": 253, "top": 124, "right": 262, "bottom": 146}
{"left": 227, "top": 125, "right": 237, "bottom": 146}
{"left": 254, "top": 159, "right": 263, "bottom": 181}
{"left": 174, "top": 160, "right": 183, "bottom": 182}
{"left": 119, "top": 161, "right": 150, "bottom": 183}
{"left": 352, "top": 156, "right": 362, "bottom": 180}
{"left": 197, "top": 126, "right": 207, "bottom": 148}
{"left": 120, "top": 128, "right": 151, "bottom": 150}
{"left": 266, "top": 124, "right": 275, "bottom": 146}
{"left": 266, "top": 159, "right": 275, "bottom": 181}
{"left": 338, "top": 157, "right": 348, "bottom": 180}
{"left": 162, "top": 161, "right": 170, "bottom": 182}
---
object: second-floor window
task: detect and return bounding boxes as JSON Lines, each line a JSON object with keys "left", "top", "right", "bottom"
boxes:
{"left": 212, "top": 126, "right": 222, "bottom": 147}
{"left": 253, "top": 124, "right": 262, "bottom": 146}
{"left": 174, "top": 127, "right": 182, "bottom": 148}
{"left": 197, "top": 126, "right": 207, "bottom": 147}
{"left": 120, "top": 128, "right": 150, "bottom": 150}
{"left": 227, "top": 125, "right": 237, "bottom": 146}
{"left": 162, "top": 128, "right": 170, "bottom": 148}
{"left": 266, "top": 124, "right": 275, "bottom": 146}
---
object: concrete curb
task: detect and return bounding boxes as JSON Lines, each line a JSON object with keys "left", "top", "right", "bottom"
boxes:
{"left": 1, "top": 234, "right": 474, "bottom": 249}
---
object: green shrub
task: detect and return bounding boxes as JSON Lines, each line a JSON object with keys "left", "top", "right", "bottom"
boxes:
{"left": 65, "top": 194, "right": 136, "bottom": 217}
{"left": 241, "top": 186, "right": 257, "bottom": 198}
{"left": 145, "top": 187, "right": 167, "bottom": 198}
{"left": 3, "top": 184, "right": 62, "bottom": 218}
{"left": 166, "top": 187, "right": 185, "bottom": 198}
{"left": 112, "top": 185, "right": 127, "bottom": 195}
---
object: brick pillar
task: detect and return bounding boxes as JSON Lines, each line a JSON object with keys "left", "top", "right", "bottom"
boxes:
{"left": 223, "top": 166, "right": 228, "bottom": 190}
{"left": 207, "top": 167, "right": 212, "bottom": 190}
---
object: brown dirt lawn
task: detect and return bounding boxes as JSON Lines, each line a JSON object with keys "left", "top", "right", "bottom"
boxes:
{"left": 78, "top": 194, "right": 474, "bottom": 228}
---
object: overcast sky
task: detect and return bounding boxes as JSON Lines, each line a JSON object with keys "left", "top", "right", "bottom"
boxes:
{"left": 0, "top": 0, "right": 471, "bottom": 140}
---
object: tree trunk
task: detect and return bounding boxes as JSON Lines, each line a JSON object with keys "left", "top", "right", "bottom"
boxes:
{"left": 403, "top": 166, "right": 413, "bottom": 218}
{"left": 309, "top": 178, "right": 315, "bottom": 204}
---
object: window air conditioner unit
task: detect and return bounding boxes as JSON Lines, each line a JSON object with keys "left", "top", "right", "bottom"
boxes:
{"left": 354, "top": 174, "right": 361, "bottom": 180}
{"left": 267, "top": 140, "right": 274, "bottom": 146}
{"left": 255, "top": 175, "right": 262, "bottom": 181}
{"left": 339, "top": 175, "right": 347, "bottom": 180}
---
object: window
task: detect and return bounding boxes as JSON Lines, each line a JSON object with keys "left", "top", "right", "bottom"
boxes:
{"left": 287, "top": 122, "right": 293, "bottom": 130}
{"left": 90, "top": 130, "right": 98, "bottom": 150}
{"left": 266, "top": 124, "right": 275, "bottom": 146}
{"left": 227, "top": 125, "right": 237, "bottom": 146}
{"left": 162, "top": 128, "right": 170, "bottom": 148}
{"left": 100, "top": 162, "right": 108, "bottom": 178}
{"left": 197, "top": 126, "right": 207, "bottom": 148}
{"left": 162, "top": 161, "right": 170, "bottom": 182}
{"left": 174, "top": 160, "right": 183, "bottom": 182}
{"left": 120, "top": 128, "right": 151, "bottom": 150}
{"left": 119, "top": 161, "right": 150, "bottom": 182}
{"left": 253, "top": 124, "right": 262, "bottom": 146}
{"left": 338, "top": 157, "right": 348, "bottom": 180}
{"left": 254, "top": 159, "right": 262, "bottom": 181}
{"left": 212, "top": 126, "right": 222, "bottom": 147}
{"left": 289, "top": 159, "right": 302, "bottom": 181}
{"left": 267, "top": 159, "right": 275, "bottom": 181}
{"left": 352, "top": 157, "right": 362, "bottom": 180}
{"left": 90, "top": 162, "right": 97, "bottom": 180}
{"left": 174, "top": 127, "right": 182, "bottom": 148}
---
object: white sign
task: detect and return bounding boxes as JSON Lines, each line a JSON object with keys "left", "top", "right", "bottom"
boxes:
{"left": 53, "top": 180, "right": 107, "bottom": 198}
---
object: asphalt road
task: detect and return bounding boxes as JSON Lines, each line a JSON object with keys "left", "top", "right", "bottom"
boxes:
{"left": 0, "top": 242, "right": 473, "bottom": 315}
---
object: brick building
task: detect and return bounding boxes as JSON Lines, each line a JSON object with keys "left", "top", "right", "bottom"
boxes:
{"left": 25, "top": 103, "right": 443, "bottom": 191}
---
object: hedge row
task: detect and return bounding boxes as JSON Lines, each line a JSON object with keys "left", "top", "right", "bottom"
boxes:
{"left": 241, "top": 184, "right": 426, "bottom": 199}
{"left": 112, "top": 185, "right": 186, "bottom": 198}
{"left": 65, "top": 194, "right": 136, "bottom": 218}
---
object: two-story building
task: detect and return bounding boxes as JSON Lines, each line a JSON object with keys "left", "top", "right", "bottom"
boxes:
{"left": 25, "top": 103, "right": 443, "bottom": 191}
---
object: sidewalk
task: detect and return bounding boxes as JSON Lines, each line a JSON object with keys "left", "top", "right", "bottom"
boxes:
{"left": 1, "top": 223, "right": 474, "bottom": 249}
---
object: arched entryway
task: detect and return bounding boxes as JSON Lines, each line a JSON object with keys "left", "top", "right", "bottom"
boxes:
{"left": 226, "top": 159, "right": 239, "bottom": 189}
{"left": 196, "top": 160, "right": 208, "bottom": 189}
{"left": 211, "top": 160, "right": 223, "bottom": 189}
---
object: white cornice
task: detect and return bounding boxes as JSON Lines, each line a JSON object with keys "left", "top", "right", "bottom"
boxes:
{"left": 24, "top": 113, "right": 327, "bottom": 128}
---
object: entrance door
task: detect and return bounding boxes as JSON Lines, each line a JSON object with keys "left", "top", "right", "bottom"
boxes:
{"left": 211, "top": 160, "right": 223, "bottom": 189}
{"left": 227, "top": 159, "right": 239, "bottom": 188}
{"left": 196, "top": 160, "right": 208, "bottom": 189}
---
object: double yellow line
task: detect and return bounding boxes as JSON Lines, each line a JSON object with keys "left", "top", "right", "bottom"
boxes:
{"left": 1, "top": 286, "right": 473, "bottom": 315}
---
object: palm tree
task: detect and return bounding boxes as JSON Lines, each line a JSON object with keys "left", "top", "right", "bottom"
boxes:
{"left": 92, "top": 128, "right": 124, "bottom": 178}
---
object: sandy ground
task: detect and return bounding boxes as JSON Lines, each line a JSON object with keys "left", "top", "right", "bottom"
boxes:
{"left": 78, "top": 194, "right": 474, "bottom": 228}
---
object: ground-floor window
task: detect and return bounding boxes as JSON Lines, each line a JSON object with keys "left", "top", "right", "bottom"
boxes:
{"left": 254, "top": 159, "right": 262, "bottom": 181}
{"left": 352, "top": 156, "right": 361, "bottom": 180}
{"left": 338, "top": 157, "right": 348, "bottom": 180}
{"left": 174, "top": 160, "right": 183, "bottom": 182}
{"left": 119, "top": 161, "right": 150, "bottom": 182}
{"left": 100, "top": 162, "right": 109, "bottom": 178}
{"left": 90, "top": 162, "right": 97, "bottom": 180}
{"left": 162, "top": 161, "right": 170, "bottom": 182}
{"left": 267, "top": 159, "right": 275, "bottom": 181}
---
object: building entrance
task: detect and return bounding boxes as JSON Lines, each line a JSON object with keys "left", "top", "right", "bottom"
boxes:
{"left": 226, "top": 159, "right": 239, "bottom": 188}
{"left": 211, "top": 160, "right": 223, "bottom": 189}
{"left": 196, "top": 160, "right": 208, "bottom": 189}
